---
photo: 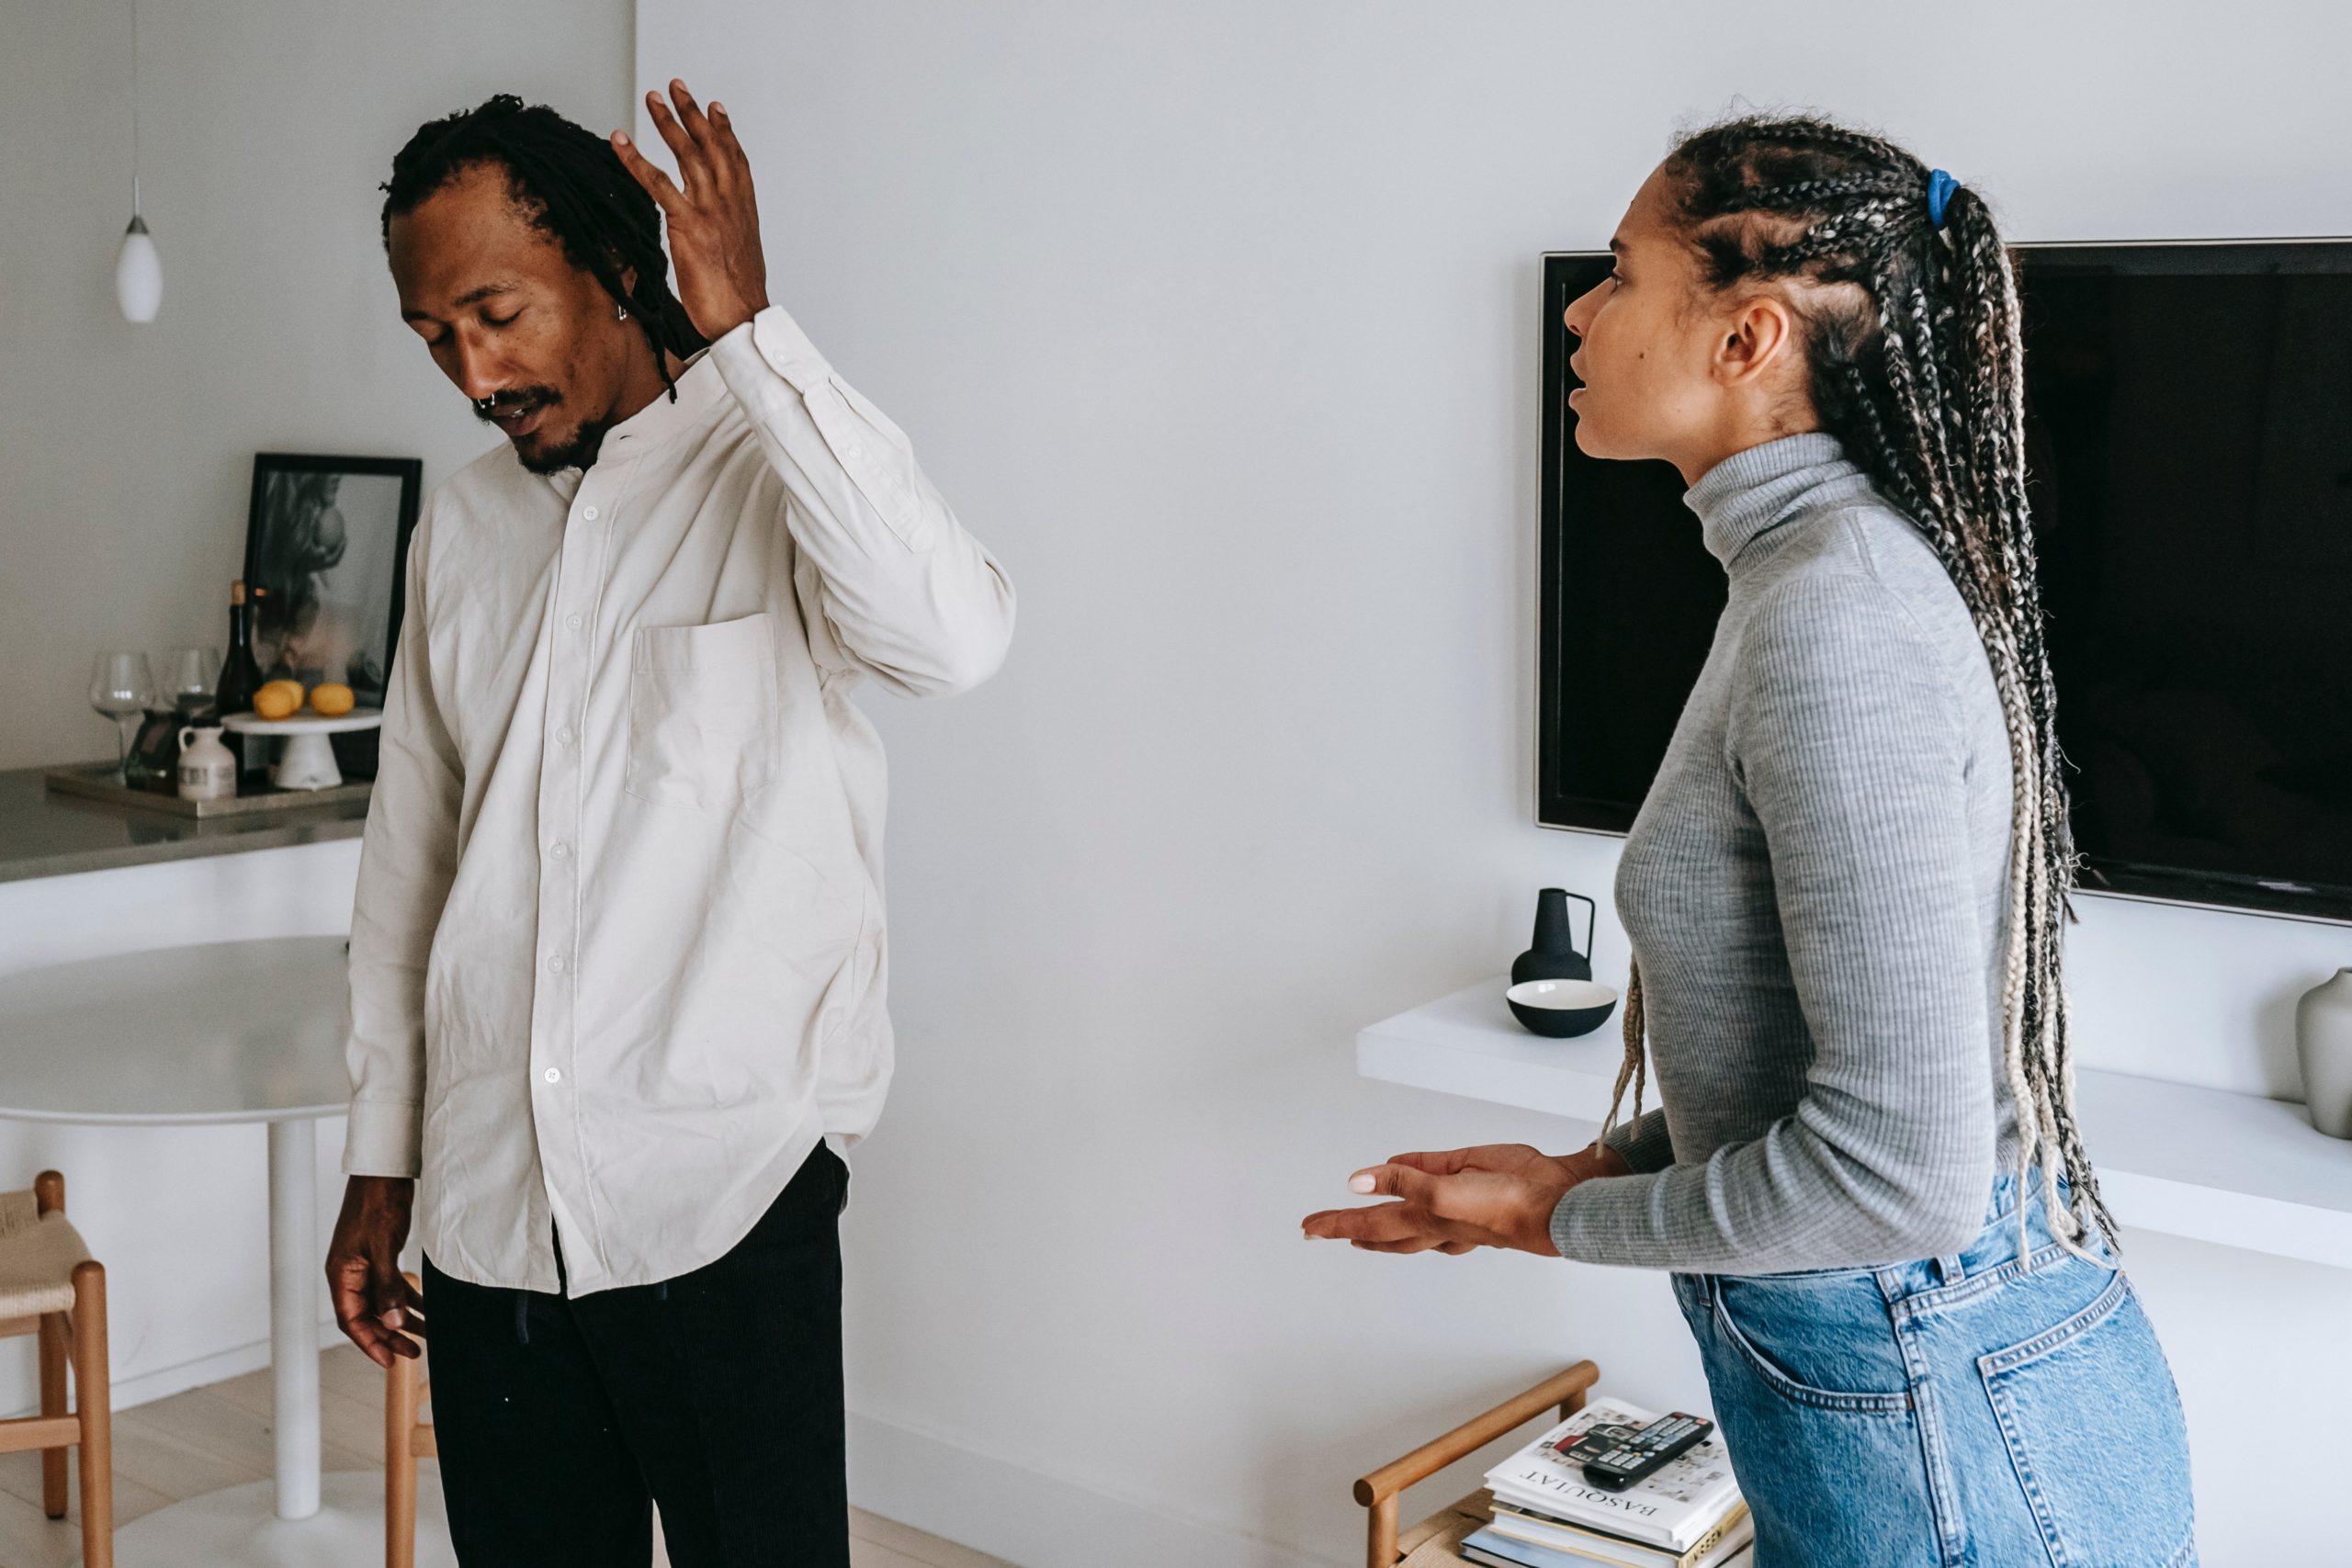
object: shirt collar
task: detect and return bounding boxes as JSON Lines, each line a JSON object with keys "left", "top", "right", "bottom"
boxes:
{"left": 1684, "top": 432, "right": 1873, "bottom": 570}
{"left": 592, "top": 347, "right": 725, "bottom": 464}
{"left": 530, "top": 351, "right": 725, "bottom": 502}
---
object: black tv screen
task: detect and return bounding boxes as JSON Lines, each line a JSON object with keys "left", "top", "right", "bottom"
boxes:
{"left": 1538, "top": 241, "right": 2352, "bottom": 923}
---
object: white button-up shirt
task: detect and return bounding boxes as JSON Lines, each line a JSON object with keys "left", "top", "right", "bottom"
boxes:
{"left": 342, "top": 306, "right": 1015, "bottom": 1294}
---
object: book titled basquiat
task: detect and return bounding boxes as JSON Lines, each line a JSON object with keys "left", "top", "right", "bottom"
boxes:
{"left": 1481, "top": 1396, "right": 1743, "bottom": 1554}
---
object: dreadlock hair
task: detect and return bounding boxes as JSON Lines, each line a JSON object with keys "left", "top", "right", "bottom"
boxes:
{"left": 1597, "top": 112, "right": 2112, "bottom": 1262}
{"left": 379, "top": 94, "right": 706, "bottom": 400}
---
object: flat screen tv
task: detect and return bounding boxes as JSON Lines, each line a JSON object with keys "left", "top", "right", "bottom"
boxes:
{"left": 1538, "top": 240, "right": 2352, "bottom": 923}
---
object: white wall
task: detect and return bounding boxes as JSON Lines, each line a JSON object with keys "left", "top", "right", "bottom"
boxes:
{"left": 634, "top": 5, "right": 2352, "bottom": 1565}
{"left": 0, "top": 0, "right": 633, "bottom": 772}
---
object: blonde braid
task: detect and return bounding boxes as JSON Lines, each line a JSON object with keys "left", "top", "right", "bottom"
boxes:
{"left": 1599, "top": 959, "right": 1649, "bottom": 1149}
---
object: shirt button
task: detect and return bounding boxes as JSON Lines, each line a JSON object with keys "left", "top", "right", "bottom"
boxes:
{"left": 565, "top": 613, "right": 584, "bottom": 632}
{"left": 555, "top": 726, "right": 575, "bottom": 746}
{"left": 549, "top": 841, "right": 571, "bottom": 860}
{"left": 547, "top": 954, "right": 566, "bottom": 974}
{"left": 582, "top": 505, "right": 599, "bottom": 521}
{"left": 544, "top": 1067, "right": 561, "bottom": 1085}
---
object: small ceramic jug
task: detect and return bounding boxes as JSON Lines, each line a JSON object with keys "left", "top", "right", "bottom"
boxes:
{"left": 1513, "top": 888, "right": 1596, "bottom": 986}
{"left": 2297, "top": 968, "right": 2352, "bottom": 1140}
{"left": 176, "top": 725, "right": 237, "bottom": 802}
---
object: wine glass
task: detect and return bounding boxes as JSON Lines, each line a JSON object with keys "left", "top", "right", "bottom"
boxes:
{"left": 88, "top": 651, "right": 155, "bottom": 777}
{"left": 163, "top": 646, "right": 220, "bottom": 709}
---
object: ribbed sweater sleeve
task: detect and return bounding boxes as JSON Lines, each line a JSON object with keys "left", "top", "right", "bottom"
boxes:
{"left": 1550, "top": 567, "right": 1999, "bottom": 1272}
{"left": 1601, "top": 1108, "right": 1676, "bottom": 1175}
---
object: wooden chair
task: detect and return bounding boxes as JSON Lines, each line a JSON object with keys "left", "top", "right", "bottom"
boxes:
{"left": 1354, "top": 1360, "right": 1599, "bottom": 1568}
{"left": 384, "top": 1271, "right": 435, "bottom": 1568}
{"left": 0, "top": 1171, "right": 112, "bottom": 1567}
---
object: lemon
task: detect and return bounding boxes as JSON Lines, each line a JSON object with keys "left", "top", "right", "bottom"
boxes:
{"left": 252, "top": 684, "right": 300, "bottom": 721}
{"left": 309, "top": 682, "right": 355, "bottom": 717}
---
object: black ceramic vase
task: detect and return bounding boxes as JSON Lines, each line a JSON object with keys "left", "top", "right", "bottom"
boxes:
{"left": 1507, "top": 888, "right": 1618, "bottom": 1037}
{"left": 1512, "top": 888, "right": 1594, "bottom": 985}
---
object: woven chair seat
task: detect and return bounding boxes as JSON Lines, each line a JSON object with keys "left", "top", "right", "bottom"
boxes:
{"left": 0, "top": 1190, "right": 93, "bottom": 1319}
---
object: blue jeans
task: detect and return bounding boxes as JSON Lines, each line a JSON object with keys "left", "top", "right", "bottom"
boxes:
{"left": 1671, "top": 1175, "right": 2196, "bottom": 1568}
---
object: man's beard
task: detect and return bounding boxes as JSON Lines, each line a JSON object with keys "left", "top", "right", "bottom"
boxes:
{"left": 476, "top": 389, "right": 613, "bottom": 476}
{"left": 514, "top": 414, "right": 615, "bottom": 475}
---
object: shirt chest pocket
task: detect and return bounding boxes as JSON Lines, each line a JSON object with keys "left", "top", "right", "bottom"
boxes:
{"left": 624, "top": 614, "right": 780, "bottom": 817}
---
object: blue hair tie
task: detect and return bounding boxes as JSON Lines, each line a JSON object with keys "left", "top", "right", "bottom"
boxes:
{"left": 1926, "top": 168, "right": 1961, "bottom": 230}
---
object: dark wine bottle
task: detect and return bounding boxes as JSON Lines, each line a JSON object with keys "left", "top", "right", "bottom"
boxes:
{"left": 216, "top": 580, "right": 265, "bottom": 782}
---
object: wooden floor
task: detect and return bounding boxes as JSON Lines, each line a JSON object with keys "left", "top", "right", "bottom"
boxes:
{"left": 0, "top": 1343, "right": 1013, "bottom": 1568}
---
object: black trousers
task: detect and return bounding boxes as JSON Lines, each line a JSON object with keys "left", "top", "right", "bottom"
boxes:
{"left": 422, "top": 1145, "right": 851, "bottom": 1568}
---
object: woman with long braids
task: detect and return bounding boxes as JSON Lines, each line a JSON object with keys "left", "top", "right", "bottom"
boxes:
{"left": 1306, "top": 116, "right": 2196, "bottom": 1566}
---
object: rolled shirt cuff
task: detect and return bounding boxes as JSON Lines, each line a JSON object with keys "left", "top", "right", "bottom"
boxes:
{"left": 343, "top": 1098, "right": 423, "bottom": 1179}
{"left": 1602, "top": 1107, "right": 1675, "bottom": 1174}
{"left": 1550, "top": 1111, "right": 1676, "bottom": 1263}
{"left": 1551, "top": 1166, "right": 1661, "bottom": 1264}
{"left": 707, "top": 303, "right": 833, "bottom": 400}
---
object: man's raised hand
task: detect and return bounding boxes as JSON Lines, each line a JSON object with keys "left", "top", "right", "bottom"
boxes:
{"left": 612, "top": 78, "right": 770, "bottom": 342}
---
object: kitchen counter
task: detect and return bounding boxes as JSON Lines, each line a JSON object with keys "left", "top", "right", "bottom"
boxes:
{"left": 0, "top": 763, "right": 369, "bottom": 885}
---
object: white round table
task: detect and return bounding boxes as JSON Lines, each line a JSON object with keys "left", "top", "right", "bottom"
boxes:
{"left": 0, "top": 938, "right": 453, "bottom": 1566}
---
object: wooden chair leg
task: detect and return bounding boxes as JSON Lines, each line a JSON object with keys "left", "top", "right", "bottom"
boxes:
{"left": 33, "top": 1170, "right": 70, "bottom": 1522}
{"left": 38, "top": 1313, "right": 68, "bottom": 1517}
{"left": 1366, "top": 1492, "right": 1397, "bottom": 1567}
{"left": 70, "top": 1260, "right": 111, "bottom": 1568}
{"left": 386, "top": 1347, "right": 417, "bottom": 1568}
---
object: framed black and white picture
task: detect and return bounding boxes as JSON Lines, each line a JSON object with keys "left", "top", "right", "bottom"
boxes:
{"left": 242, "top": 452, "right": 424, "bottom": 705}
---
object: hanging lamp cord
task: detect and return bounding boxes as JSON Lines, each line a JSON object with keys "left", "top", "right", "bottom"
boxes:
{"left": 129, "top": 0, "right": 141, "bottom": 216}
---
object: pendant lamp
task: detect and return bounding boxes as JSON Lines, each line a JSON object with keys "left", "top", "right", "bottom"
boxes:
{"left": 115, "top": 0, "right": 160, "bottom": 323}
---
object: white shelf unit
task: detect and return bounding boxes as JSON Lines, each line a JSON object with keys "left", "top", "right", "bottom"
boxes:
{"left": 1356, "top": 978, "right": 2352, "bottom": 1271}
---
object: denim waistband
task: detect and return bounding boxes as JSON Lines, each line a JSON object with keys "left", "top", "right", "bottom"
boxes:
{"left": 1977, "top": 1164, "right": 2075, "bottom": 1235}
{"left": 1874, "top": 1165, "right": 2098, "bottom": 1301}
{"left": 1690, "top": 1166, "right": 2098, "bottom": 1298}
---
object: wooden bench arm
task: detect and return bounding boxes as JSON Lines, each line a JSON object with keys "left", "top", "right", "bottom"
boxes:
{"left": 1354, "top": 1359, "right": 1599, "bottom": 1506}
{"left": 1353, "top": 1360, "right": 1599, "bottom": 1568}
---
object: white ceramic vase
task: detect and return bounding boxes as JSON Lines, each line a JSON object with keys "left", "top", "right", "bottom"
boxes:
{"left": 2297, "top": 968, "right": 2352, "bottom": 1139}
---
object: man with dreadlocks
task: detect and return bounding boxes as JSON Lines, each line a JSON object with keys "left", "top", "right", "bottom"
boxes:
{"left": 1307, "top": 116, "right": 2196, "bottom": 1567}
{"left": 323, "top": 83, "right": 1013, "bottom": 1566}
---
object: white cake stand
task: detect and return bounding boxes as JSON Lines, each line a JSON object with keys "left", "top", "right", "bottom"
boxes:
{"left": 223, "top": 706, "right": 383, "bottom": 790}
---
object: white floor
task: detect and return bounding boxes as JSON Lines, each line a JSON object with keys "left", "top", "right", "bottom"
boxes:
{"left": 0, "top": 1343, "right": 1013, "bottom": 1568}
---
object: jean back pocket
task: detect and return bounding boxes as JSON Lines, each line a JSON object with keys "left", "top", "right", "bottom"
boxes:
{"left": 1979, "top": 1273, "right": 2195, "bottom": 1568}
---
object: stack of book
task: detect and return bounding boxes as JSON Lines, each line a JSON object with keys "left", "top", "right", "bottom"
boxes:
{"left": 1459, "top": 1396, "right": 1754, "bottom": 1568}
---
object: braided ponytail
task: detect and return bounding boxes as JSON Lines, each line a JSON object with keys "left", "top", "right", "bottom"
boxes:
{"left": 1600, "top": 114, "right": 2113, "bottom": 1260}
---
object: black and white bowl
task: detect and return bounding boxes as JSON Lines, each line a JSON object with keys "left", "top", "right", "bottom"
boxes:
{"left": 1505, "top": 978, "right": 1619, "bottom": 1039}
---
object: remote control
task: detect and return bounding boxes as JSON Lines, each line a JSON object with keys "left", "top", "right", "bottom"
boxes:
{"left": 1566, "top": 1412, "right": 1713, "bottom": 1491}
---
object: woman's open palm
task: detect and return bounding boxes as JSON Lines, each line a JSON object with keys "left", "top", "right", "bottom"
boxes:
{"left": 1301, "top": 1142, "right": 1623, "bottom": 1258}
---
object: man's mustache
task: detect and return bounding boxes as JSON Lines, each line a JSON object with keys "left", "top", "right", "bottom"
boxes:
{"left": 472, "top": 388, "right": 561, "bottom": 422}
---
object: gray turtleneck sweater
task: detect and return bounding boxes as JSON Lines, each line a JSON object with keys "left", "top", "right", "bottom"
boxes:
{"left": 1549, "top": 434, "right": 2021, "bottom": 1275}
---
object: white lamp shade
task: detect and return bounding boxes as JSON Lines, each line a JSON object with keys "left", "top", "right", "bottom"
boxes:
{"left": 116, "top": 217, "right": 162, "bottom": 323}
